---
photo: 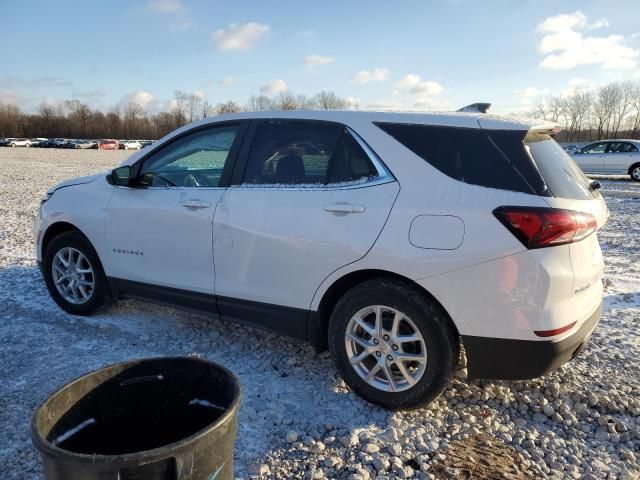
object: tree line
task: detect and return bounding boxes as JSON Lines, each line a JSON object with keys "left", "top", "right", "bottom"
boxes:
{"left": 0, "top": 90, "right": 352, "bottom": 140}
{"left": 531, "top": 81, "right": 640, "bottom": 142}
{"left": 3, "top": 80, "right": 640, "bottom": 142}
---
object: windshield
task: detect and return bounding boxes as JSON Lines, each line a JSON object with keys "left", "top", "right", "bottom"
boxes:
{"left": 525, "top": 132, "right": 596, "bottom": 200}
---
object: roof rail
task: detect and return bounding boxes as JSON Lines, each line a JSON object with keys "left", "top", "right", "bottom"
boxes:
{"left": 457, "top": 102, "right": 491, "bottom": 113}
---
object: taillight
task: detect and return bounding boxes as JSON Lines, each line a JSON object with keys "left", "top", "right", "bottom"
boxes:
{"left": 493, "top": 206, "right": 597, "bottom": 249}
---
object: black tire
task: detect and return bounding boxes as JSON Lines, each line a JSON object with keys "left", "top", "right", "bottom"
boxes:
{"left": 629, "top": 163, "right": 640, "bottom": 182}
{"left": 42, "top": 230, "right": 110, "bottom": 315}
{"left": 328, "top": 278, "right": 459, "bottom": 410}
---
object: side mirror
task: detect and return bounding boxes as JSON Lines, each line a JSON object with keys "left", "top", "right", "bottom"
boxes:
{"left": 107, "top": 166, "right": 133, "bottom": 187}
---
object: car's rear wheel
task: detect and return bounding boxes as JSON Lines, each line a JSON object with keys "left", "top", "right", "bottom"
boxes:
{"left": 43, "top": 231, "right": 109, "bottom": 315}
{"left": 328, "top": 278, "right": 459, "bottom": 410}
{"left": 630, "top": 163, "right": 640, "bottom": 182}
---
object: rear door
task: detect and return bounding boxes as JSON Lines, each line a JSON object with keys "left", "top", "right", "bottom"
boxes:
{"left": 212, "top": 120, "right": 399, "bottom": 333}
{"left": 604, "top": 141, "right": 638, "bottom": 174}
{"left": 575, "top": 142, "right": 607, "bottom": 173}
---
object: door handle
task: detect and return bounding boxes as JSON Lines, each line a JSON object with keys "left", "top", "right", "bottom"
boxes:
{"left": 324, "top": 203, "right": 365, "bottom": 214}
{"left": 181, "top": 200, "right": 211, "bottom": 209}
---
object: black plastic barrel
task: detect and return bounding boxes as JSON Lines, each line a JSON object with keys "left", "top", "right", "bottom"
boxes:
{"left": 32, "top": 357, "right": 241, "bottom": 480}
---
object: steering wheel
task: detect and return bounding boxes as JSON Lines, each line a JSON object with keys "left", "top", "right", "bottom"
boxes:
{"left": 183, "top": 173, "right": 210, "bottom": 187}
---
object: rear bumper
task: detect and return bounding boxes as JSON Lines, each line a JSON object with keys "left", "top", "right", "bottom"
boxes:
{"left": 462, "top": 300, "right": 602, "bottom": 380}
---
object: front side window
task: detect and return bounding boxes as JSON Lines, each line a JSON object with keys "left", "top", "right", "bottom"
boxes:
{"left": 582, "top": 142, "right": 607, "bottom": 154}
{"left": 241, "top": 121, "right": 379, "bottom": 185}
{"left": 138, "top": 125, "right": 239, "bottom": 187}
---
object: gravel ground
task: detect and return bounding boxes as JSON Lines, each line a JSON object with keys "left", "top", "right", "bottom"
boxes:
{"left": 0, "top": 148, "right": 639, "bottom": 479}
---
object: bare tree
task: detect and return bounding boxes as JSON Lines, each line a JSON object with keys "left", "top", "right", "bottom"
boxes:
{"left": 315, "top": 91, "right": 346, "bottom": 110}
{"left": 172, "top": 90, "right": 187, "bottom": 127}
{"left": 274, "top": 91, "right": 297, "bottom": 110}
{"left": 123, "top": 102, "right": 144, "bottom": 138}
{"left": 214, "top": 101, "right": 243, "bottom": 114}
{"left": 201, "top": 99, "right": 213, "bottom": 118}
{"left": 64, "top": 100, "right": 91, "bottom": 137}
{"left": 186, "top": 93, "right": 203, "bottom": 123}
{"left": 247, "top": 95, "right": 273, "bottom": 111}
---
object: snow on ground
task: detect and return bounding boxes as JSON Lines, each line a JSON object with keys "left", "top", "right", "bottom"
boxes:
{"left": 0, "top": 148, "right": 638, "bottom": 479}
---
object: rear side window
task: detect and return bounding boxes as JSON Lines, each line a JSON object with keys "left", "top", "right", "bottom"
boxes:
{"left": 608, "top": 141, "right": 638, "bottom": 153}
{"left": 242, "top": 121, "right": 379, "bottom": 185}
{"left": 375, "top": 123, "right": 547, "bottom": 195}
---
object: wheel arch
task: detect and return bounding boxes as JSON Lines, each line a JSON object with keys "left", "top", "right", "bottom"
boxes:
{"left": 628, "top": 161, "right": 640, "bottom": 178}
{"left": 41, "top": 221, "right": 88, "bottom": 259}
{"left": 310, "top": 268, "right": 460, "bottom": 349}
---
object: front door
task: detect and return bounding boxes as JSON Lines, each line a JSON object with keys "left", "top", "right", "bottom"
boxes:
{"left": 575, "top": 142, "right": 607, "bottom": 173}
{"left": 105, "top": 122, "right": 245, "bottom": 294}
{"left": 212, "top": 120, "right": 399, "bottom": 334}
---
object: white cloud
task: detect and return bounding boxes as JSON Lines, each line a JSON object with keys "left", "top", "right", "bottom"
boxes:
{"left": 221, "top": 76, "right": 235, "bottom": 86}
{"left": 146, "top": 0, "right": 185, "bottom": 14}
{"left": 117, "top": 90, "right": 155, "bottom": 110}
{"left": 211, "top": 22, "right": 269, "bottom": 51}
{"left": 586, "top": 18, "right": 609, "bottom": 30}
{"left": 395, "top": 74, "right": 421, "bottom": 89}
{"left": 260, "top": 79, "right": 287, "bottom": 94}
{"left": 351, "top": 68, "right": 389, "bottom": 84}
{"left": 514, "top": 86, "right": 550, "bottom": 98}
{"left": 395, "top": 74, "right": 443, "bottom": 95}
{"left": 536, "top": 11, "right": 638, "bottom": 70}
{"left": 344, "top": 97, "right": 360, "bottom": 109}
{"left": 514, "top": 86, "right": 550, "bottom": 106}
{"left": 304, "top": 54, "right": 335, "bottom": 68}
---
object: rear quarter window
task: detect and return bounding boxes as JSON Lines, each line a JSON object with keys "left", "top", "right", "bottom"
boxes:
{"left": 375, "top": 122, "right": 548, "bottom": 195}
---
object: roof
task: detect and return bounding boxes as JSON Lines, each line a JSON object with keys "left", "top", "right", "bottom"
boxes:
{"left": 206, "top": 109, "right": 545, "bottom": 131}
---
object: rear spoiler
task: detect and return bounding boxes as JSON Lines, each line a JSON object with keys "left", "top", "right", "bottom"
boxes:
{"left": 529, "top": 122, "right": 562, "bottom": 135}
{"left": 457, "top": 102, "right": 491, "bottom": 113}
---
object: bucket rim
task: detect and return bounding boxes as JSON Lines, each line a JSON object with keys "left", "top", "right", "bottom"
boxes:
{"left": 31, "top": 356, "right": 241, "bottom": 463}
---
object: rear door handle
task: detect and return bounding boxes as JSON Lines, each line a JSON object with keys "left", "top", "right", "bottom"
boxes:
{"left": 324, "top": 203, "right": 365, "bottom": 214}
{"left": 181, "top": 200, "right": 211, "bottom": 209}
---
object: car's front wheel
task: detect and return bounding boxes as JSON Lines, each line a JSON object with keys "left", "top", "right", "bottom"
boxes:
{"left": 43, "top": 231, "right": 110, "bottom": 315}
{"left": 328, "top": 278, "right": 459, "bottom": 410}
{"left": 630, "top": 163, "right": 640, "bottom": 182}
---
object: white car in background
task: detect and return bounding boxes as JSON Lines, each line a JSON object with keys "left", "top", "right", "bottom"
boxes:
{"left": 124, "top": 140, "right": 142, "bottom": 150}
{"left": 34, "top": 109, "right": 607, "bottom": 409}
{"left": 573, "top": 139, "right": 640, "bottom": 181}
{"left": 10, "top": 138, "right": 33, "bottom": 147}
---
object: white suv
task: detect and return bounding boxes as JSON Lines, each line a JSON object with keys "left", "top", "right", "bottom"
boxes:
{"left": 35, "top": 111, "right": 607, "bottom": 409}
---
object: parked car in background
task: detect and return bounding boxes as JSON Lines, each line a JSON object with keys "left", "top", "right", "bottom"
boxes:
{"left": 123, "top": 140, "right": 142, "bottom": 150}
{"left": 573, "top": 139, "right": 640, "bottom": 181}
{"left": 98, "top": 139, "right": 119, "bottom": 150}
{"left": 0, "top": 138, "right": 15, "bottom": 146}
{"left": 139, "top": 140, "right": 154, "bottom": 148}
{"left": 9, "top": 138, "right": 33, "bottom": 147}
{"left": 73, "top": 140, "right": 95, "bottom": 149}
{"left": 563, "top": 144, "right": 580, "bottom": 155}
{"left": 118, "top": 140, "right": 127, "bottom": 150}
{"left": 29, "top": 138, "right": 48, "bottom": 147}
{"left": 35, "top": 110, "right": 607, "bottom": 409}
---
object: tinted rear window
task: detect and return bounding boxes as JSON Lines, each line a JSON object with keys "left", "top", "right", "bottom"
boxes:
{"left": 524, "top": 132, "right": 596, "bottom": 200}
{"left": 375, "top": 123, "right": 548, "bottom": 195}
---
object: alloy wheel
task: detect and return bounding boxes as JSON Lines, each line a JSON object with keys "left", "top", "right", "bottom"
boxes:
{"left": 344, "top": 305, "right": 427, "bottom": 392}
{"left": 51, "top": 247, "right": 95, "bottom": 305}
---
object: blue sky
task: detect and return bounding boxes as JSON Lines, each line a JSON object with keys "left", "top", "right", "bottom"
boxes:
{"left": 1, "top": 0, "right": 639, "bottom": 114}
